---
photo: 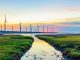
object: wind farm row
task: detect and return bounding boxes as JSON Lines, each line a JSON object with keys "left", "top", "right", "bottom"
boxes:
{"left": 0, "top": 16, "right": 56, "bottom": 34}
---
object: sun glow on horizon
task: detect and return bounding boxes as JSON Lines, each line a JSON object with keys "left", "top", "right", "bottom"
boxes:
{"left": 0, "top": 0, "right": 80, "bottom": 33}
{"left": 0, "top": 0, "right": 80, "bottom": 24}
{"left": 0, "top": 12, "right": 80, "bottom": 24}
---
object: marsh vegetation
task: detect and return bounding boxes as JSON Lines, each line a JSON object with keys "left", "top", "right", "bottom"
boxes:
{"left": 0, "top": 35, "right": 34, "bottom": 60}
{"left": 36, "top": 35, "right": 80, "bottom": 60}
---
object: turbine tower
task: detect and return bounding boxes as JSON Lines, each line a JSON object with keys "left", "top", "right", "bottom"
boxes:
{"left": 37, "top": 25, "right": 39, "bottom": 32}
{"left": 43, "top": 25, "right": 44, "bottom": 35}
{"left": 19, "top": 22, "right": 21, "bottom": 32}
{"left": 0, "top": 25, "right": 2, "bottom": 31}
{"left": 26, "top": 27, "right": 27, "bottom": 32}
{"left": 53, "top": 26, "right": 54, "bottom": 33}
{"left": 12, "top": 25, "right": 13, "bottom": 32}
{"left": 4, "top": 15, "right": 7, "bottom": 32}
{"left": 30, "top": 24, "right": 32, "bottom": 32}
{"left": 47, "top": 26, "right": 48, "bottom": 33}
{"left": 43, "top": 25, "right": 44, "bottom": 33}
{"left": 18, "top": 19, "right": 22, "bottom": 32}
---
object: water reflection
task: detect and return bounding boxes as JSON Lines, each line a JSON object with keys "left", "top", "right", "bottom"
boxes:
{"left": 21, "top": 35, "right": 64, "bottom": 60}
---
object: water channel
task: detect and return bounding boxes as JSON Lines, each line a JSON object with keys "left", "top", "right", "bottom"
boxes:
{"left": 20, "top": 34, "right": 66, "bottom": 60}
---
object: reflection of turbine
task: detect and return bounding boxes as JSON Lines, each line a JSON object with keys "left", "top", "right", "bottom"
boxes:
{"left": 33, "top": 55, "right": 37, "bottom": 60}
{"left": 26, "top": 55, "right": 37, "bottom": 60}
{"left": 43, "top": 54, "right": 46, "bottom": 56}
{"left": 36, "top": 55, "right": 45, "bottom": 60}
{"left": 26, "top": 55, "right": 30, "bottom": 57}
{"left": 26, "top": 54, "right": 46, "bottom": 60}
{"left": 40, "top": 57, "right": 43, "bottom": 60}
{"left": 38, "top": 56, "right": 45, "bottom": 60}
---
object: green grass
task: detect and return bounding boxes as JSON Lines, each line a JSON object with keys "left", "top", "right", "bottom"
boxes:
{"left": 0, "top": 35, "right": 34, "bottom": 60}
{"left": 36, "top": 35, "right": 80, "bottom": 60}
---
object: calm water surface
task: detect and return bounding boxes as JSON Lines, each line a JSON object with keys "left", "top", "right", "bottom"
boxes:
{"left": 20, "top": 34, "right": 65, "bottom": 60}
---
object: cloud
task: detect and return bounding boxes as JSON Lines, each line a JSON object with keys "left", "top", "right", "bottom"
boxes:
{"left": 58, "top": 22, "right": 80, "bottom": 26}
{"left": 47, "top": 17, "right": 80, "bottom": 26}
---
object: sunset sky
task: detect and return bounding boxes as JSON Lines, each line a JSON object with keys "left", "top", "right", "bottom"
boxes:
{"left": 0, "top": 0, "right": 80, "bottom": 33}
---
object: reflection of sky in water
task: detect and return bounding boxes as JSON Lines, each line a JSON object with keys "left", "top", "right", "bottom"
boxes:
{"left": 21, "top": 37, "right": 63, "bottom": 60}
{"left": 59, "top": 26, "right": 80, "bottom": 33}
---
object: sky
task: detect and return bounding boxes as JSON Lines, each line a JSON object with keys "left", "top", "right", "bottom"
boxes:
{"left": 0, "top": 0, "right": 80, "bottom": 33}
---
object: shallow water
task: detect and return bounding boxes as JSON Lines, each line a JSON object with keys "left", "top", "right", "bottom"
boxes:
{"left": 20, "top": 35, "right": 64, "bottom": 60}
